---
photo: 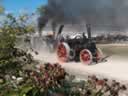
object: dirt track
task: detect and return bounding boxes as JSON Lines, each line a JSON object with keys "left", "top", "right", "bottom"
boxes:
{"left": 33, "top": 44, "right": 128, "bottom": 83}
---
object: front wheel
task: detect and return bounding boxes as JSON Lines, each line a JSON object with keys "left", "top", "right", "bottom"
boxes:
{"left": 80, "top": 49, "right": 93, "bottom": 65}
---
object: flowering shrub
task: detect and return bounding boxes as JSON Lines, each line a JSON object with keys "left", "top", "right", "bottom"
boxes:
{"left": 0, "top": 62, "right": 127, "bottom": 96}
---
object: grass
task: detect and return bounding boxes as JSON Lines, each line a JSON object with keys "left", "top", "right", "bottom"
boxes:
{"left": 97, "top": 44, "right": 128, "bottom": 57}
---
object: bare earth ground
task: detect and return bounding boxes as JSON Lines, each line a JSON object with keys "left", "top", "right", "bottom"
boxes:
{"left": 33, "top": 44, "right": 128, "bottom": 84}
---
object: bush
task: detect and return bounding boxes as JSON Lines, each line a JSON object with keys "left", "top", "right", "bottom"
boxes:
{"left": 0, "top": 61, "right": 127, "bottom": 96}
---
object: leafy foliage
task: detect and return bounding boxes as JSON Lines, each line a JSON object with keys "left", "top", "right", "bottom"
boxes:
{"left": 36, "top": 5, "right": 47, "bottom": 15}
{"left": 0, "top": 6, "right": 4, "bottom": 14}
{"left": 0, "top": 13, "right": 35, "bottom": 35}
{"left": 0, "top": 12, "right": 35, "bottom": 72}
{"left": 0, "top": 61, "right": 127, "bottom": 96}
{"left": 0, "top": 12, "right": 36, "bottom": 96}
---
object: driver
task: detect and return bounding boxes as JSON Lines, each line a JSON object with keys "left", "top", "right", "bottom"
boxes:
{"left": 82, "top": 32, "right": 87, "bottom": 39}
{"left": 82, "top": 32, "right": 88, "bottom": 43}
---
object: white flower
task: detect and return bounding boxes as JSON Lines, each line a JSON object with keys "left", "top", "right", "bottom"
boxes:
{"left": 16, "top": 77, "right": 23, "bottom": 84}
{"left": 12, "top": 76, "right": 16, "bottom": 80}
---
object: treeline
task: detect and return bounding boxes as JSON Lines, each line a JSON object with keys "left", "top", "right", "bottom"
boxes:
{"left": 94, "top": 34, "right": 128, "bottom": 44}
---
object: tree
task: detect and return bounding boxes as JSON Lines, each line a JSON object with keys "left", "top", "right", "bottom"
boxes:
{"left": 0, "top": 6, "right": 4, "bottom": 14}
{"left": 36, "top": 5, "right": 46, "bottom": 15}
{"left": 0, "top": 11, "right": 37, "bottom": 80}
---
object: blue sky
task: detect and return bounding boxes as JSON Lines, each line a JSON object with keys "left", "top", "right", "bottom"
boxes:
{"left": 2, "top": 0, "right": 47, "bottom": 15}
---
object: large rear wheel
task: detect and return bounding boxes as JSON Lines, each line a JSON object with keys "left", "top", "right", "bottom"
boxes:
{"left": 80, "top": 49, "right": 92, "bottom": 65}
{"left": 56, "top": 42, "right": 70, "bottom": 62}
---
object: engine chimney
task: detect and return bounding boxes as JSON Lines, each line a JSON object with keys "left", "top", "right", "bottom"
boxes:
{"left": 57, "top": 25, "right": 64, "bottom": 35}
{"left": 86, "top": 24, "right": 91, "bottom": 39}
{"left": 55, "top": 25, "right": 64, "bottom": 39}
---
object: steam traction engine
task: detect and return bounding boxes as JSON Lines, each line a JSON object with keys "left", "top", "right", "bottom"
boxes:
{"left": 56, "top": 24, "right": 103, "bottom": 65}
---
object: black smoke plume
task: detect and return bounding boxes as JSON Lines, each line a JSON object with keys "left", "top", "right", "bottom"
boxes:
{"left": 38, "top": 0, "right": 128, "bottom": 32}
